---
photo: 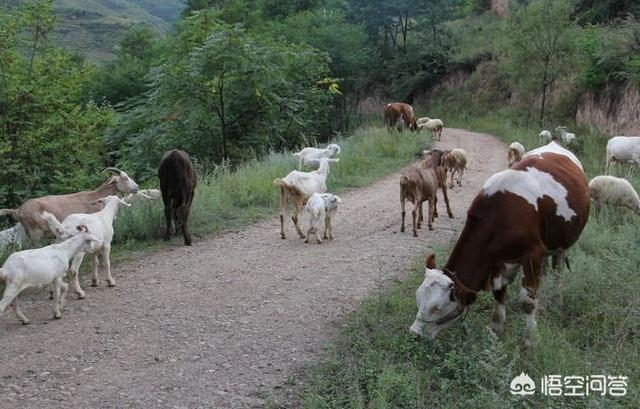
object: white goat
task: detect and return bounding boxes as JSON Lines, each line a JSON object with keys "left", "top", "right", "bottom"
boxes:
{"left": 556, "top": 126, "right": 576, "bottom": 145}
{"left": 417, "top": 117, "right": 444, "bottom": 141}
{"left": 442, "top": 148, "right": 467, "bottom": 189}
{"left": 41, "top": 195, "right": 131, "bottom": 299}
{"left": 606, "top": 136, "right": 640, "bottom": 177}
{"left": 0, "top": 223, "right": 28, "bottom": 250}
{"left": 538, "top": 130, "right": 552, "bottom": 145}
{"left": 293, "top": 144, "right": 341, "bottom": 170}
{"left": 304, "top": 193, "right": 342, "bottom": 244}
{"left": 507, "top": 142, "right": 526, "bottom": 168}
{"left": 0, "top": 228, "right": 102, "bottom": 324}
{"left": 589, "top": 175, "right": 640, "bottom": 216}
{"left": 274, "top": 157, "right": 338, "bottom": 239}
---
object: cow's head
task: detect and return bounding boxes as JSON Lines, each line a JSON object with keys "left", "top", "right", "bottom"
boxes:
{"left": 410, "top": 253, "right": 477, "bottom": 339}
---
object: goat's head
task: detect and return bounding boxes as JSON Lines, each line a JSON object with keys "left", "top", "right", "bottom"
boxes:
{"left": 76, "top": 226, "right": 103, "bottom": 252}
{"left": 97, "top": 195, "right": 132, "bottom": 208}
{"left": 104, "top": 167, "right": 139, "bottom": 194}
{"left": 327, "top": 144, "right": 341, "bottom": 157}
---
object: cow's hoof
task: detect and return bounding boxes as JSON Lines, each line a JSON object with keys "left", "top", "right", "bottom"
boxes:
{"left": 448, "top": 213, "right": 454, "bottom": 219}
{"left": 184, "top": 240, "right": 192, "bottom": 246}
{"left": 400, "top": 227, "right": 405, "bottom": 233}
{"left": 413, "top": 232, "right": 418, "bottom": 237}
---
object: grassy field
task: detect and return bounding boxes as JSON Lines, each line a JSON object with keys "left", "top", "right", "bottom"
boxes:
{"left": 1, "top": 126, "right": 428, "bottom": 280}
{"left": 294, "top": 111, "right": 640, "bottom": 408}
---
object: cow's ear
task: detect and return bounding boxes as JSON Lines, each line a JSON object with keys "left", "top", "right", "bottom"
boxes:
{"left": 424, "top": 253, "right": 437, "bottom": 269}
{"left": 452, "top": 279, "right": 477, "bottom": 306}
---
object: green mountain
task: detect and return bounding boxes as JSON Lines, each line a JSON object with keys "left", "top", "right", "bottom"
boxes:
{"left": 52, "top": 0, "right": 185, "bottom": 61}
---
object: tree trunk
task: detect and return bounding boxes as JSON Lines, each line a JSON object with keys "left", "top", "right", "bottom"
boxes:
{"left": 539, "top": 58, "right": 549, "bottom": 128}
{"left": 218, "top": 71, "right": 228, "bottom": 161}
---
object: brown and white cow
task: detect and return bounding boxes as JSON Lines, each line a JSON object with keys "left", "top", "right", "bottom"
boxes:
{"left": 384, "top": 102, "right": 418, "bottom": 132}
{"left": 410, "top": 142, "right": 590, "bottom": 347}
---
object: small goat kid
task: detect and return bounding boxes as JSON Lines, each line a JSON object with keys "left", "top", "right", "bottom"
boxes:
{"left": 293, "top": 144, "right": 341, "bottom": 170}
{"left": 0, "top": 228, "right": 102, "bottom": 324}
{"left": 274, "top": 157, "right": 338, "bottom": 239}
{"left": 442, "top": 148, "right": 467, "bottom": 189}
{"left": 41, "top": 196, "right": 130, "bottom": 299}
{"left": 304, "top": 193, "right": 342, "bottom": 244}
{"left": 507, "top": 142, "right": 526, "bottom": 168}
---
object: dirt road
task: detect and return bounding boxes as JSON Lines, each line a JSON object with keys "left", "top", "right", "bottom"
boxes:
{"left": 0, "top": 129, "right": 506, "bottom": 408}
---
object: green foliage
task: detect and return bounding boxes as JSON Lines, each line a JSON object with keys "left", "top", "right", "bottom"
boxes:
{"left": 106, "top": 15, "right": 333, "bottom": 178}
{"left": 0, "top": 1, "right": 113, "bottom": 206}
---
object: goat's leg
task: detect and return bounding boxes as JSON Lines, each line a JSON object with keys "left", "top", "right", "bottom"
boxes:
{"left": 428, "top": 196, "right": 436, "bottom": 230}
{"left": 102, "top": 246, "right": 115, "bottom": 287}
{"left": 433, "top": 193, "right": 439, "bottom": 218}
{"left": 52, "top": 277, "right": 63, "bottom": 319}
{"left": 441, "top": 184, "right": 454, "bottom": 218}
{"left": 417, "top": 202, "right": 423, "bottom": 229}
{"left": 292, "top": 202, "right": 305, "bottom": 239}
{"left": 323, "top": 216, "right": 329, "bottom": 240}
{"left": 10, "top": 297, "right": 29, "bottom": 325}
{"left": 68, "top": 252, "right": 87, "bottom": 297}
{"left": 279, "top": 187, "right": 288, "bottom": 239}
{"left": 400, "top": 193, "right": 406, "bottom": 233}
{"left": 59, "top": 281, "right": 69, "bottom": 310}
{"left": 180, "top": 203, "right": 193, "bottom": 246}
{"left": 305, "top": 224, "right": 312, "bottom": 244}
{"left": 0, "top": 284, "right": 28, "bottom": 324}
{"left": 457, "top": 167, "right": 464, "bottom": 186}
{"left": 448, "top": 170, "right": 455, "bottom": 189}
{"left": 315, "top": 225, "right": 322, "bottom": 244}
{"left": 327, "top": 216, "right": 334, "bottom": 240}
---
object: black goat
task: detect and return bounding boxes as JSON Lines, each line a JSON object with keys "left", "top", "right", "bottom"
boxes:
{"left": 158, "top": 150, "right": 197, "bottom": 246}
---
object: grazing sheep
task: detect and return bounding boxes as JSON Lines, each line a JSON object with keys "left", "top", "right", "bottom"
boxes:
{"left": 0, "top": 224, "right": 27, "bottom": 250}
{"left": 556, "top": 126, "right": 576, "bottom": 145}
{"left": 304, "top": 193, "right": 342, "bottom": 244}
{"left": 41, "top": 195, "right": 131, "bottom": 299}
{"left": 0, "top": 228, "right": 102, "bottom": 324}
{"left": 417, "top": 117, "right": 444, "bottom": 141}
{"left": 274, "top": 157, "right": 338, "bottom": 239}
{"left": 0, "top": 168, "right": 139, "bottom": 242}
{"left": 538, "top": 130, "right": 552, "bottom": 145}
{"left": 442, "top": 148, "right": 468, "bottom": 189}
{"left": 606, "top": 136, "right": 640, "bottom": 177}
{"left": 589, "top": 175, "right": 640, "bottom": 216}
{"left": 159, "top": 150, "right": 197, "bottom": 246}
{"left": 507, "top": 142, "right": 526, "bottom": 168}
{"left": 293, "top": 144, "right": 341, "bottom": 169}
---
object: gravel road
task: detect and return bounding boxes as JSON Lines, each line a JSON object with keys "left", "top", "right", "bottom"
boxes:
{"left": 0, "top": 128, "right": 506, "bottom": 408}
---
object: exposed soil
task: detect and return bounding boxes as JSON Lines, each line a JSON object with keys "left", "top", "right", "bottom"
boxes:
{"left": 0, "top": 129, "right": 506, "bottom": 408}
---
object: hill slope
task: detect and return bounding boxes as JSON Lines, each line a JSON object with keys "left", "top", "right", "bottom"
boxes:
{"left": 52, "top": 0, "right": 185, "bottom": 61}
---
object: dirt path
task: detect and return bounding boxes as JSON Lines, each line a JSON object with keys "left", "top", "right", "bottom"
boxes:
{"left": 0, "top": 129, "right": 506, "bottom": 408}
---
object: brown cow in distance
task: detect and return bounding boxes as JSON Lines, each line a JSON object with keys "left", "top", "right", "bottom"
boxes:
{"left": 158, "top": 149, "right": 197, "bottom": 246}
{"left": 411, "top": 142, "right": 590, "bottom": 347}
{"left": 384, "top": 102, "right": 417, "bottom": 132}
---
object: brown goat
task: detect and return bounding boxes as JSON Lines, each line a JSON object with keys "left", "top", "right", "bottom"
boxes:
{"left": 0, "top": 168, "right": 139, "bottom": 241}
{"left": 158, "top": 149, "right": 197, "bottom": 246}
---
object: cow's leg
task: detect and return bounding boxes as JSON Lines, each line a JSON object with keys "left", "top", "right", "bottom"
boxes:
{"left": 0, "top": 284, "right": 28, "bottom": 324}
{"left": 490, "top": 285, "right": 508, "bottom": 335}
{"left": 441, "top": 184, "right": 454, "bottom": 218}
{"left": 10, "top": 298, "right": 29, "bottom": 325}
{"left": 102, "top": 246, "right": 115, "bottom": 287}
{"left": 163, "top": 201, "right": 174, "bottom": 241}
{"left": 520, "top": 252, "right": 544, "bottom": 348}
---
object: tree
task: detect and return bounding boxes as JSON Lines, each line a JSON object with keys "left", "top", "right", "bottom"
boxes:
{"left": 0, "top": 1, "right": 113, "bottom": 206}
{"left": 502, "top": 0, "right": 580, "bottom": 127}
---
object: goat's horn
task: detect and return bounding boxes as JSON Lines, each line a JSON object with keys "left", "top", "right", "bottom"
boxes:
{"left": 103, "top": 167, "right": 123, "bottom": 175}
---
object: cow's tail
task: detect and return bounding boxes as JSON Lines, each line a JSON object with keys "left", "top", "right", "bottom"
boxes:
{"left": 565, "top": 256, "right": 572, "bottom": 273}
{"left": 0, "top": 209, "right": 18, "bottom": 219}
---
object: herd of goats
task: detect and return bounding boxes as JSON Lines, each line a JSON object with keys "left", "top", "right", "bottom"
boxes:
{"left": 0, "top": 101, "right": 639, "bottom": 331}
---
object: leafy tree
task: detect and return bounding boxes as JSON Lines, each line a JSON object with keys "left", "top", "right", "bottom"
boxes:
{"left": 0, "top": 1, "right": 113, "bottom": 206}
{"left": 501, "top": 0, "right": 580, "bottom": 126}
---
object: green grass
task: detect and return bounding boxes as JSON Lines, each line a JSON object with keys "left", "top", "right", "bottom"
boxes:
{"left": 295, "top": 111, "right": 640, "bottom": 408}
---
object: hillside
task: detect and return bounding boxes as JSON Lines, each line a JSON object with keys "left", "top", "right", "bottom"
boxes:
{"left": 52, "top": 0, "right": 185, "bottom": 61}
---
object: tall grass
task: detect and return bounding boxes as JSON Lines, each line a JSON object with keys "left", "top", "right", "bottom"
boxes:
{"left": 297, "top": 110, "right": 640, "bottom": 408}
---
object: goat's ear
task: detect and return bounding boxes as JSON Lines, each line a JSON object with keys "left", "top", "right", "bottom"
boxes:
{"left": 77, "top": 225, "right": 88, "bottom": 233}
{"left": 424, "top": 253, "right": 437, "bottom": 269}
{"left": 334, "top": 195, "right": 342, "bottom": 204}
